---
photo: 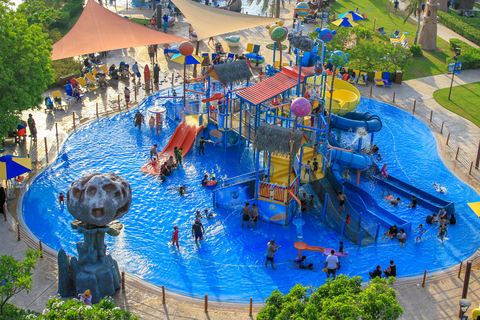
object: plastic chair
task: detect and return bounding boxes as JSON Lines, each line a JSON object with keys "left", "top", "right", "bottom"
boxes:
{"left": 244, "top": 43, "right": 254, "bottom": 53}
{"left": 85, "top": 73, "right": 100, "bottom": 90}
{"left": 52, "top": 91, "right": 67, "bottom": 109}
{"left": 357, "top": 72, "right": 368, "bottom": 86}
{"left": 389, "top": 30, "right": 400, "bottom": 38}
{"left": 226, "top": 53, "right": 235, "bottom": 62}
{"left": 348, "top": 70, "right": 359, "bottom": 84}
{"left": 377, "top": 27, "right": 387, "bottom": 35}
{"left": 252, "top": 44, "right": 261, "bottom": 54}
{"left": 44, "top": 97, "right": 55, "bottom": 112}
{"left": 63, "top": 84, "right": 75, "bottom": 105}
{"left": 374, "top": 71, "right": 384, "bottom": 86}
{"left": 211, "top": 53, "right": 218, "bottom": 64}
{"left": 382, "top": 72, "right": 392, "bottom": 87}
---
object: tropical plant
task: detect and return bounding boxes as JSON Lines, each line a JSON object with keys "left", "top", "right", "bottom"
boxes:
{"left": 26, "top": 296, "right": 139, "bottom": 319}
{"left": 0, "top": 250, "right": 41, "bottom": 315}
{"left": 403, "top": 0, "right": 425, "bottom": 45}
{"left": 246, "top": 0, "right": 284, "bottom": 18}
{"left": 348, "top": 41, "right": 413, "bottom": 72}
{"left": 257, "top": 276, "right": 404, "bottom": 320}
{"left": 410, "top": 44, "right": 423, "bottom": 56}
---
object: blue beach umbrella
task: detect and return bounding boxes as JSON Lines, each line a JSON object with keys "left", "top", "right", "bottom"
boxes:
{"left": 331, "top": 17, "right": 358, "bottom": 28}
{"left": 0, "top": 155, "right": 32, "bottom": 180}
{"left": 338, "top": 11, "right": 364, "bottom": 21}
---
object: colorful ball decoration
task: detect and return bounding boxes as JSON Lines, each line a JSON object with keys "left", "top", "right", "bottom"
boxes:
{"left": 327, "top": 50, "right": 350, "bottom": 68}
{"left": 179, "top": 41, "right": 194, "bottom": 56}
{"left": 315, "top": 27, "right": 336, "bottom": 43}
{"left": 291, "top": 97, "right": 311, "bottom": 117}
{"left": 271, "top": 26, "right": 288, "bottom": 42}
{"left": 295, "top": 2, "right": 310, "bottom": 16}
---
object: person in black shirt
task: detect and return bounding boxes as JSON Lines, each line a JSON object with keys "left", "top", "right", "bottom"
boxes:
{"left": 426, "top": 213, "right": 437, "bottom": 224}
{"left": 449, "top": 213, "right": 456, "bottom": 225}
{"left": 199, "top": 136, "right": 206, "bottom": 155}
{"left": 384, "top": 260, "right": 396, "bottom": 277}
{"left": 383, "top": 225, "right": 398, "bottom": 240}
{"left": 201, "top": 174, "right": 209, "bottom": 186}
{"left": 407, "top": 195, "right": 417, "bottom": 208}
{"left": 369, "top": 265, "right": 382, "bottom": 279}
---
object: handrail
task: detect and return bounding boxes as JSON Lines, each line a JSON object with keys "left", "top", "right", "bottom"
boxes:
{"left": 327, "top": 145, "right": 353, "bottom": 153}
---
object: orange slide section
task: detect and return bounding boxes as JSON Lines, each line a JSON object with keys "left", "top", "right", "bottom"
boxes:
{"left": 294, "top": 241, "right": 325, "bottom": 258}
{"left": 141, "top": 122, "right": 204, "bottom": 174}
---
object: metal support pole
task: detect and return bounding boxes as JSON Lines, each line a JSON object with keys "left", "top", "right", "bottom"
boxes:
{"left": 121, "top": 271, "right": 125, "bottom": 291}
{"left": 39, "top": 241, "right": 43, "bottom": 258}
{"left": 476, "top": 140, "right": 480, "bottom": 169}
{"left": 162, "top": 285, "right": 166, "bottom": 303}
{"left": 96, "top": 103, "right": 99, "bottom": 119}
{"left": 459, "top": 261, "right": 472, "bottom": 317}
{"left": 369, "top": 86, "right": 372, "bottom": 97}
{"left": 430, "top": 110, "right": 433, "bottom": 122}
{"left": 448, "top": 69, "right": 455, "bottom": 101}
{"left": 446, "top": 133, "right": 451, "bottom": 145}
{"left": 55, "top": 123, "right": 59, "bottom": 154}
{"left": 440, "top": 122, "right": 444, "bottom": 134}
{"left": 413, "top": 100, "right": 416, "bottom": 114}
{"left": 392, "top": 92, "right": 395, "bottom": 103}
{"left": 458, "top": 261, "right": 463, "bottom": 278}
{"left": 455, "top": 147, "right": 460, "bottom": 160}
{"left": 205, "top": 294, "right": 208, "bottom": 313}
{"left": 118, "top": 95, "right": 121, "bottom": 111}
{"left": 72, "top": 112, "right": 76, "bottom": 130}
{"left": 422, "top": 270, "right": 427, "bottom": 287}
{"left": 17, "top": 223, "right": 20, "bottom": 241}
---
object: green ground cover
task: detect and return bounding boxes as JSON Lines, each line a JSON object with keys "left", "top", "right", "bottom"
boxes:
{"left": 433, "top": 81, "right": 480, "bottom": 127}
{"left": 130, "top": 17, "right": 151, "bottom": 26}
{"left": 328, "top": 0, "right": 455, "bottom": 79}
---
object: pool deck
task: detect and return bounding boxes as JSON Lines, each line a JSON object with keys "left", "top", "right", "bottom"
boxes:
{"left": 3, "top": 2, "right": 480, "bottom": 319}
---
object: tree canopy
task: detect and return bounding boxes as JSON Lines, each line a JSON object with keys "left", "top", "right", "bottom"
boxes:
{"left": 0, "top": 0, "right": 54, "bottom": 139}
{"left": 257, "top": 276, "right": 404, "bottom": 320}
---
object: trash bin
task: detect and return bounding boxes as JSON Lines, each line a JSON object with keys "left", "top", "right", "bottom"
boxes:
{"left": 395, "top": 70, "right": 403, "bottom": 85}
{"left": 60, "top": 73, "right": 75, "bottom": 86}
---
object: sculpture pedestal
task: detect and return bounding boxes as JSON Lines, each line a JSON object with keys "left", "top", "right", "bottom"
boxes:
{"left": 58, "top": 220, "right": 123, "bottom": 303}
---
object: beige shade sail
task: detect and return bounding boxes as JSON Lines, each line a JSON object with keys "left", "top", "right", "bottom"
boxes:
{"left": 51, "top": 0, "right": 188, "bottom": 61}
{"left": 171, "top": 0, "right": 278, "bottom": 40}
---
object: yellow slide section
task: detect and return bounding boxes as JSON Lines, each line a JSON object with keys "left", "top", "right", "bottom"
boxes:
{"left": 268, "top": 146, "right": 324, "bottom": 186}
{"left": 306, "top": 76, "right": 361, "bottom": 116}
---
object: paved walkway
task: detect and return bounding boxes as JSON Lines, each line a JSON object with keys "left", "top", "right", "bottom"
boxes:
{"left": 3, "top": 2, "right": 480, "bottom": 319}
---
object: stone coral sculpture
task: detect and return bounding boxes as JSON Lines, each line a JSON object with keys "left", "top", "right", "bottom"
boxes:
{"left": 58, "top": 172, "right": 132, "bottom": 303}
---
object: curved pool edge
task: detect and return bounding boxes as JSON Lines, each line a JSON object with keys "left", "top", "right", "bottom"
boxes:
{"left": 17, "top": 95, "right": 480, "bottom": 303}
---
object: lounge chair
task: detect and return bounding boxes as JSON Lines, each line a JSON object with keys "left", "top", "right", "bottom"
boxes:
{"left": 377, "top": 27, "right": 387, "bottom": 35}
{"left": 374, "top": 71, "right": 384, "bottom": 86}
{"left": 244, "top": 43, "right": 254, "bottom": 54}
{"left": 357, "top": 72, "right": 369, "bottom": 86}
{"left": 52, "top": 90, "right": 67, "bottom": 110}
{"left": 211, "top": 53, "right": 218, "bottom": 64}
{"left": 100, "top": 65, "right": 112, "bottom": 80}
{"left": 226, "top": 53, "right": 235, "bottom": 62}
{"left": 348, "top": 70, "right": 359, "bottom": 84}
{"left": 85, "top": 73, "right": 100, "bottom": 90}
{"left": 389, "top": 30, "right": 400, "bottom": 38}
{"left": 65, "top": 84, "right": 84, "bottom": 103}
{"left": 382, "top": 72, "right": 392, "bottom": 87}
{"left": 76, "top": 77, "right": 92, "bottom": 92}
{"left": 252, "top": 44, "right": 261, "bottom": 55}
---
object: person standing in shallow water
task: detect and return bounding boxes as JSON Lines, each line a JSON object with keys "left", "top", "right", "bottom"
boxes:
{"left": 241, "top": 202, "right": 251, "bottom": 228}
{"left": 265, "top": 239, "right": 280, "bottom": 270}
{"left": 171, "top": 226, "right": 179, "bottom": 248}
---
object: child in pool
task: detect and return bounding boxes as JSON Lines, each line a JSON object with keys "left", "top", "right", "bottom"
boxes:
{"left": 149, "top": 116, "right": 155, "bottom": 130}
{"left": 171, "top": 226, "right": 179, "bottom": 248}
{"left": 58, "top": 193, "right": 65, "bottom": 204}
{"left": 414, "top": 223, "right": 425, "bottom": 243}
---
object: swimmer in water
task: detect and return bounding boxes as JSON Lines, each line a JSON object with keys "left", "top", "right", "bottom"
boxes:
{"left": 382, "top": 188, "right": 400, "bottom": 205}
{"left": 380, "top": 163, "right": 388, "bottom": 179}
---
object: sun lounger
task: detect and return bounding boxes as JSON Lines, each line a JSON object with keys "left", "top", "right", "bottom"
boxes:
{"left": 357, "top": 72, "right": 369, "bottom": 86}
{"left": 348, "top": 69, "right": 360, "bottom": 84}
{"left": 79, "top": 75, "right": 98, "bottom": 91}
{"left": 377, "top": 27, "right": 387, "bottom": 35}
{"left": 374, "top": 71, "right": 384, "bottom": 86}
{"left": 52, "top": 90, "right": 67, "bottom": 110}
{"left": 389, "top": 30, "right": 400, "bottom": 38}
{"left": 244, "top": 43, "right": 254, "bottom": 54}
{"left": 382, "top": 72, "right": 392, "bottom": 87}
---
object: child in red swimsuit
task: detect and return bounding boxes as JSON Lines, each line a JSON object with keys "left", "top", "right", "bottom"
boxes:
{"left": 58, "top": 193, "right": 65, "bottom": 204}
{"left": 171, "top": 226, "right": 179, "bottom": 248}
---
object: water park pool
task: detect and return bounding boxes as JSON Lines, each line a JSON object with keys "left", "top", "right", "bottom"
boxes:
{"left": 22, "top": 89, "right": 480, "bottom": 302}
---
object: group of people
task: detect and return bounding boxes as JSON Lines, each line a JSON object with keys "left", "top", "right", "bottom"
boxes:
{"left": 383, "top": 225, "right": 407, "bottom": 247}
{"left": 424, "top": 208, "right": 456, "bottom": 243}
{"left": 170, "top": 209, "right": 213, "bottom": 248}
{"left": 369, "top": 260, "right": 396, "bottom": 279}
{"left": 241, "top": 202, "right": 259, "bottom": 228}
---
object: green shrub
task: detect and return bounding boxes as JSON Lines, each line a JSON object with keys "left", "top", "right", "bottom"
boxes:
{"left": 438, "top": 11, "right": 480, "bottom": 46}
{"left": 449, "top": 38, "right": 472, "bottom": 51}
{"left": 446, "top": 39, "right": 480, "bottom": 70}
{"left": 0, "top": 302, "right": 36, "bottom": 320}
{"left": 355, "top": 27, "right": 372, "bottom": 39}
{"left": 51, "top": 58, "right": 83, "bottom": 88}
{"left": 410, "top": 44, "right": 423, "bottom": 56}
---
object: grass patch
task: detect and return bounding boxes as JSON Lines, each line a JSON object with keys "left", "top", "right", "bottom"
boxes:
{"left": 329, "top": 0, "right": 455, "bottom": 79}
{"left": 130, "top": 18, "right": 151, "bottom": 26}
{"left": 266, "top": 43, "right": 288, "bottom": 50}
{"left": 433, "top": 81, "right": 480, "bottom": 127}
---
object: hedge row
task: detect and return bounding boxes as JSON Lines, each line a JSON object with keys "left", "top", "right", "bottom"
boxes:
{"left": 438, "top": 11, "right": 480, "bottom": 46}
{"left": 446, "top": 39, "right": 480, "bottom": 70}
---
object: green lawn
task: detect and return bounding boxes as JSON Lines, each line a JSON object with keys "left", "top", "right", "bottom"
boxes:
{"left": 433, "top": 81, "right": 480, "bottom": 127}
{"left": 329, "top": 0, "right": 455, "bottom": 79}
{"left": 130, "top": 18, "right": 151, "bottom": 26}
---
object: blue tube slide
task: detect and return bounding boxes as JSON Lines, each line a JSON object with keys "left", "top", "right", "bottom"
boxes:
{"left": 331, "top": 112, "right": 383, "bottom": 133}
{"left": 330, "top": 149, "right": 372, "bottom": 171}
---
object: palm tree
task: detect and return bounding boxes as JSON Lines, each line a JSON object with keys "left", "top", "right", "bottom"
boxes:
{"left": 403, "top": 0, "right": 425, "bottom": 45}
{"left": 246, "top": 0, "right": 285, "bottom": 18}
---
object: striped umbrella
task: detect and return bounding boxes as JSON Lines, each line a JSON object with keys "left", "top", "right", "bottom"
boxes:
{"left": 0, "top": 155, "right": 32, "bottom": 180}
{"left": 339, "top": 11, "right": 364, "bottom": 21}
{"left": 331, "top": 17, "right": 358, "bottom": 28}
{"left": 171, "top": 53, "right": 204, "bottom": 108}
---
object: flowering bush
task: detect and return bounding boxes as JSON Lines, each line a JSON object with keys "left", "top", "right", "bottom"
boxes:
{"left": 25, "top": 296, "right": 139, "bottom": 320}
{"left": 348, "top": 42, "right": 412, "bottom": 73}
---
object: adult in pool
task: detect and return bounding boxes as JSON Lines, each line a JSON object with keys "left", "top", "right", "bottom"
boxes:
{"left": 134, "top": 111, "right": 145, "bottom": 130}
{"left": 407, "top": 195, "right": 417, "bottom": 208}
{"left": 191, "top": 220, "right": 205, "bottom": 243}
{"left": 160, "top": 162, "right": 172, "bottom": 176}
{"left": 251, "top": 203, "right": 259, "bottom": 227}
{"left": 265, "top": 239, "right": 280, "bottom": 270}
{"left": 383, "top": 225, "right": 398, "bottom": 240}
{"left": 201, "top": 174, "right": 209, "bottom": 186}
{"left": 337, "top": 191, "right": 347, "bottom": 212}
{"left": 241, "top": 202, "right": 251, "bottom": 228}
{"left": 171, "top": 226, "right": 179, "bottom": 248}
{"left": 382, "top": 188, "right": 400, "bottom": 205}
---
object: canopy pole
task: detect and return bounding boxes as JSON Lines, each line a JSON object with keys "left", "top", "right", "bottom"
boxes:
{"left": 193, "top": 40, "right": 200, "bottom": 78}
{"left": 183, "top": 63, "right": 186, "bottom": 109}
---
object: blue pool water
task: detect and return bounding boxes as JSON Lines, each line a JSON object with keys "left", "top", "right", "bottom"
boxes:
{"left": 22, "top": 93, "right": 480, "bottom": 302}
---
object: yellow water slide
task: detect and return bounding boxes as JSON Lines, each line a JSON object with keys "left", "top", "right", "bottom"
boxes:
{"left": 306, "top": 76, "right": 361, "bottom": 115}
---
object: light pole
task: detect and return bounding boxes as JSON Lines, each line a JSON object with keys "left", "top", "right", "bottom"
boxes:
{"left": 448, "top": 47, "right": 462, "bottom": 101}
{"left": 459, "top": 299, "right": 471, "bottom": 319}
